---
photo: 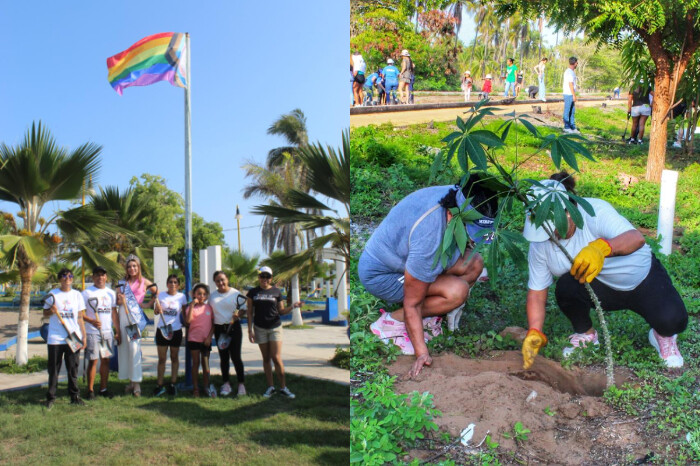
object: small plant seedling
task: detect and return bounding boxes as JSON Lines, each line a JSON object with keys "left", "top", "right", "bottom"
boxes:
{"left": 503, "top": 421, "right": 531, "bottom": 443}
{"left": 485, "top": 434, "right": 499, "bottom": 450}
{"left": 441, "top": 432, "right": 451, "bottom": 443}
{"left": 544, "top": 406, "right": 556, "bottom": 416}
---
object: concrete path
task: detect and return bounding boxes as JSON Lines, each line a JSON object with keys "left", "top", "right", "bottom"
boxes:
{"left": 0, "top": 321, "right": 349, "bottom": 392}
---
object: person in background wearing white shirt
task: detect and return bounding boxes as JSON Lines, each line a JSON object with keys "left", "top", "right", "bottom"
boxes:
{"left": 562, "top": 56, "right": 580, "bottom": 134}
{"left": 81, "top": 266, "right": 118, "bottom": 400}
{"left": 520, "top": 172, "right": 688, "bottom": 370}
{"left": 43, "top": 268, "right": 87, "bottom": 409}
{"left": 533, "top": 57, "right": 547, "bottom": 102}
{"left": 351, "top": 50, "right": 367, "bottom": 107}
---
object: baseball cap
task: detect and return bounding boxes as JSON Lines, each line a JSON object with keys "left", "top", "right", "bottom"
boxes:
{"left": 467, "top": 212, "right": 496, "bottom": 244}
{"left": 486, "top": 74, "right": 492, "bottom": 79}
{"left": 522, "top": 179, "right": 567, "bottom": 242}
{"left": 92, "top": 265, "right": 108, "bottom": 274}
{"left": 401, "top": 49, "right": 410, "bottom": 56}
{"left": 387, "top": 58, "right": 394, "bottom": 64}
{"left": 258, "top": 266, "right": 273, "bottom": 275}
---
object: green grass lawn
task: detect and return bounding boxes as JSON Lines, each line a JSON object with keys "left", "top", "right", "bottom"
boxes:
{"left": 0, "top": 373, "right": 349, "bottom": 465}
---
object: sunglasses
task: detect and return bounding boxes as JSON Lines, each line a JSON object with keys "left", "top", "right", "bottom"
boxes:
{"left": 59, "top": 273, "right": 74, "bottom": 279}
{"left": 258, "top": 274, "right": 272, "bottom": 279}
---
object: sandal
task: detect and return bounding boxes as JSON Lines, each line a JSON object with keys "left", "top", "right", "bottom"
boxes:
{"left": 124, "top": 382, "right": 134, "bottom": 394}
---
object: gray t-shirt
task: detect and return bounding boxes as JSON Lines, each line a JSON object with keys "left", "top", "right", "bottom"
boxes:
{"left": 363, "top": 186, "right": 461, "bottom": 283}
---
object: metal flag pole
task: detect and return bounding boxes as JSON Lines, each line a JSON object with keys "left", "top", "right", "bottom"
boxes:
{"left": 236, "top": 205, "right": 242, "bottom": 252}
{"left": 183, "top": 32, "right": 193, "bottom": 388}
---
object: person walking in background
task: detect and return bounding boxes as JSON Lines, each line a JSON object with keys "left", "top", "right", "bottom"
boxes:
{"left": 186, "top": 283, "right": 216, "bottom": 398}
{"left": 534, "top": 57, "right": 548, "bottom": 102}
{"left": 614, "top": 86, "right": 621, "bottom": 99}
{"left": 504, "top": 58, "right": 517, "bottom": 97}
{"left": 382, "top": 58, "right": 400, "bottom": 105}
{"left": 627, "top": 79, "right": 654, "bottom": 145}
{"left": 152, "top": 274, "right": 187, "bottom": 397}
{"left": 481, "top": 74, "right": 492, "bottom": 100}
{"left": 246, "top": 266, "right": 301, "bottom": 399}
{"left": 562, "top": 56, "right": 580, "bottom": 134}
{"left": 399, "top": 50, "right": 414, "bottom": 104}
{"left": 43, "top": 268, "right": 86, "bottom": 409}
{"left": 351, "top": 50, "right": 366, "bottom": 107}
{"left": 210, "top": 271, "right": 248, "bottom": 397}
{"left": 81, "top": 266, "right": 117, "bottom": 400}
{"left": 461, "top": 71, "right": 473, "bottom": 102}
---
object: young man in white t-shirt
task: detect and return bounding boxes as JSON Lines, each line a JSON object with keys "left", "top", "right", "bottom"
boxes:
{"left": 81, "top": 266, "right": 118, "bottom": 400}
{"left": 44, "top": 268, "right": 87, "bottom": 409}
{"left": 562, "top": 56, "right": 579, "bottom": 133}
{"left": 520, "top": 176, "right": 688, "bottom": 370}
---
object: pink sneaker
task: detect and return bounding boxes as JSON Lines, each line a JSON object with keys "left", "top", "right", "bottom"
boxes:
{"left": 393, "top": 333, "right": 415, "bottom": 355}
{"left": 423, "top": 316, "right": 443, "bottom": 341}
{"left": 562, "top": 330, "right": 599, "bottom": 358}
{"left": 370, "top": 310, "right": 406, "bottom": 339}
{"left": 649, "top": 329, "right": 684, "bottom": 368}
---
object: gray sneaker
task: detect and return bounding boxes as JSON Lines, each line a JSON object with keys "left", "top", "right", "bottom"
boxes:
{"left": 279, "top": 387, "right": 296, "bottom": 399}
{"left": 263, "top": 386, "right": 275, "bottom": 398}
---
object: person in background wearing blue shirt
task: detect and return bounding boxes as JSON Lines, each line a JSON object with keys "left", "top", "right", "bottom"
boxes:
{"left": 382, "top": 58, "right": 400, "bottom": 105}
{"left": 359, "top": 174, "right": 499, "bottom": 378}
{"left": 375, "top": 69, "right": 386, "bottom": 105}
{"left": 364, "top": 71, "right": 379, "bottom": 105}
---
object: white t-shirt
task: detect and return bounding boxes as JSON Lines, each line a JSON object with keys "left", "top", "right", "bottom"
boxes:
{"left": 563, "top": 68, "right": 577, "bottom": 95}
{"left": 81, "top": 286, "right": 116, "bottom": 336}
{"left": 157, "top": 291, "right": 187, "bottom": 331}
{"left": 352, "top": 53, "right": 366, "bottom": 74}
{"left": 528, "top": 198, "right": 651, "bottom": 291}
{"left": 209, "top": 288, "right": 247, "bottom": 325}
{"left": 44, "top": 288, "right": 85, "bottom": 345}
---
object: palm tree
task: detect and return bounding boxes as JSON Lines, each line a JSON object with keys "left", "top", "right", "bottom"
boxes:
{"left": 222, "top": 248, "right": 259, "bottom": 289}
{"left": 0, "top": 122, "right": 115, "bottom": 364}
{"left": 251, "top": 131, "right": 350, "bottom": 312}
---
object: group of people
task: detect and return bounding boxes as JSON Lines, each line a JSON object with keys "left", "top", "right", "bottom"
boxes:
{"left": 460, "top": 57, "right": 549, "bottom": 103}
{"left": 352, "top": 50, "right": 415, "bottom": 106}
{"left": 43, "top": 256, "right": 300, "bottom": 407}
{"left": 359, "top": 172, "right": 687, "bottom": 378}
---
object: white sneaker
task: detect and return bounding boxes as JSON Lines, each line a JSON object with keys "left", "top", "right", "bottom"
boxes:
{"left": 237, "top": 384, "right": 247, "bottom": 396}
{"left": 570, "top": 128, "right": 581, "bottom": 134}
{"left": 446, "top": 304, "right": 465, "bottom": 332}
{"left": 279, "top": 387, "right": 296, "bottom": 399}
{"left": 562, "top": 330, "right": 599, "bottom": 358}
{"left": 208, "top": 384, "right": 217, "bottom": 398}
{"left": 649, "top": 329, "right": 684, "bottom": 368}
{"left": 263, "top": 386, "right": 275, "bottom": 398}
{"left": 563, "top": 128, "right": 573, "bottom": 133}
{"left": 219, "top": 382, "right": 232, "bottom": 396}
{"left": 672, "top": 141, "right": 682, "bottom": 148}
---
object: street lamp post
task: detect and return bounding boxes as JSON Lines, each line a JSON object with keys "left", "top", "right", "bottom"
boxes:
{"left": 235, "top": 205, "right": 242, "bottom": 252}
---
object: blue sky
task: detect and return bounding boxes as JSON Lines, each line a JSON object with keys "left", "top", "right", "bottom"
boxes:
{"left": 0, "top": 1, "right": 349, "bottom": 260}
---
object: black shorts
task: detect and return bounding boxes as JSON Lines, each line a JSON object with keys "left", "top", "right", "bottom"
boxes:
{"left": 156, "top": 328, "right": 183, "bottom": 347}
{"left": 187, "top": 340, "right": 211, "bottom": 354}
{"left": 354, "top": 73, "right": 366, "bottom": 85}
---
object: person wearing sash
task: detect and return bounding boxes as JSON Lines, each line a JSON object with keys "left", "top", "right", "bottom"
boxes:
{"left": 209, "top": 270, "right": 248, "bottom": 397}
{"left": 43, "top": 268, "right": 86, "bottom": 409}
{"left": 152, "top": 274, "right": 187, "bottom": 397}
{"left": 358, "top": 174, "right": 499, "bottom": 379}
{"left": 81, "top": 265, "right": 118, "bottom": 400}
{"left": 116, "top": 254, "right": 159, "bottom": 397}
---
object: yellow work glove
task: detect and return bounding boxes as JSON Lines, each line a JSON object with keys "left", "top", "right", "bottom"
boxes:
{"left": 570, "top": 238, "right": 612, "bottom": 284}
{"left": 522, "top": 328, "right": 548, "bottom": 369}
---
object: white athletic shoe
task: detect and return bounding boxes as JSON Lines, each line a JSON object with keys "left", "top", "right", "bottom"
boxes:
{"left": 219, "top": 382, "right": 232, "bottom": 396}
{"left": 649, "top": 329, "right": 684, "bottom": 368}
{"left": 446, "top": 304, "right": 465, "bottom": 332}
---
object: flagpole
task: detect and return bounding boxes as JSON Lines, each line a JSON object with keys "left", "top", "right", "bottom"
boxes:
{"left": 183, "top": 32, "right": 193, "bottom": 388}
{"left": 235, "top": 205, "right": 242, "bottom": 252}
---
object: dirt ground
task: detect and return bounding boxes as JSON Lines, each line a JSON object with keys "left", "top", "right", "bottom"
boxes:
{"left": 388, "top": 351, "right": 663, "bottom": 465}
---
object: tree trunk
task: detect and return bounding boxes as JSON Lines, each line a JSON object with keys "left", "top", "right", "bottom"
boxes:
{"left": 16, "top": 266, "right": 36, "bottom": 365}
{"left": 291, "top": 274, "right": 303, "bottom": 326}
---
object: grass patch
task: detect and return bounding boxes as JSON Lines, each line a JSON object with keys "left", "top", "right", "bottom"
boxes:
{"left": 0, "top": 355, "right": 48, "bottom": 374}
{"left": 283, "top": 324, "right": 315, "bottom": 330}
{"left": 330, "top": 346, "right": 350, "bottom": 370}
{"left": 0, "top": 373, "right": 349, "bottom": 464}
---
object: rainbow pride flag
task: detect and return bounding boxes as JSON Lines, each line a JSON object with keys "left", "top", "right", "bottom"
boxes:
{"left": 107, "top": 32, "right": 187, "bottom": 96}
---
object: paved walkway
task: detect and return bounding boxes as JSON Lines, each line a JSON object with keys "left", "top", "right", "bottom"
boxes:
{"left": 0, "top": 321, "right": 350, "bottom": 392}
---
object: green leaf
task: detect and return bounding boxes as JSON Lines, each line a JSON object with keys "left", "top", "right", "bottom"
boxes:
{"left": 499, "top": 120, "right": 513, "bottom": 142}
{"left": 553, "top": 197, "right": 569, "bottom": 238}
{"left": 18, "top": 236, "right": 48, "bottom": 264}
{"left": 457, "top": 138, "right": 468, "bottom": 172}
{"left": 442, "top": 131, "right": 462, "bottom": 144}
{"left": 518, "top": 117, "right": 540, "bottom": 137}
{"left": 572, "top": 195, "right": 596, "bottom": 217}
{"left": 463, "top": 136, "right": 487, "bottom": 171}
{"left": 460, "top": 209, "right": 483, "bottom": 222}
{"left": 454, "top": 221, "right": 468, "bottom": 255}
{"left": 561, "top": 196, "right": 584, "bottom": 229}
{"left": 470, "top": 130, "right": 505, "bottom": 148}
{"left": 0, "top": 235, "right": 21, "bottom": 256}
{"left": 500, "top": 232, "right": 527, "bottom": 269}
{"left": 456, "top": 116, "right": 466, "bottom": 132}
{"left": 428, "top": 149, "right": 443, "bottom": 184}
{"left": 442, "top": 220, "right": 456, "bottom": 253}
{"left": 550, "top": 139, "right": 562, "bottom": 169}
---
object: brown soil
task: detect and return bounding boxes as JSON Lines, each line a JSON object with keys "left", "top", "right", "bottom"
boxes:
{"left": 389, "top": 351, "right": 660, "bottom": 465}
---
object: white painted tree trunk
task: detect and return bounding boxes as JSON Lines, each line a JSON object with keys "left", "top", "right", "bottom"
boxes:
{"left": 335, "top": 260, "right": 348, "bottom": 314}
{"left": 16, "top": 318, "right": 29, "bottom": 365}
{"left": 291, "top": 274, "right": 303, "bottom": 326}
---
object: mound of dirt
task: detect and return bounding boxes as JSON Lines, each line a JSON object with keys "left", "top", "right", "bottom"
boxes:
{"left": 389, "top": 351, "right": 658, "bottom": 465}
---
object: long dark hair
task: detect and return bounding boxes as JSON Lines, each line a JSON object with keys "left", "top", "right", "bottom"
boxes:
{"left": 439, "top": 173, "right": 498, "bottom": 217}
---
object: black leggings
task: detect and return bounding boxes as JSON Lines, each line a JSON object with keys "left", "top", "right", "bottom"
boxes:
{"left": 214, "top": 322, "right": 244, "bottom": 384}
{"left": 555, "top": 254, "right": 688, "bottom": 336}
